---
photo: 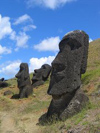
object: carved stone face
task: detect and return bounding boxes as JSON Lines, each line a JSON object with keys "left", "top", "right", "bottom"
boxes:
{"left": 32, "top": 64, "right": 51, "bottom": 84}
{"left": 47, "top": 30, "right": 89, "bottom": 96}
{"left": 15, "top": 63, "right": 30, "bottom": 88}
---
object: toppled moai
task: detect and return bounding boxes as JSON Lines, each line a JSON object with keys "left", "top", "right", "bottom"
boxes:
{"left": 0, "top": 78, "right": 8, "bottom": 88}
{"left": 15, "top": 63, "right": 33, "bottom": 98}
{"left": 39, "top": 30, "right": 89, "bottom": 123}
{"left": 32, "top": 64, "right": 51, "bottom": 88}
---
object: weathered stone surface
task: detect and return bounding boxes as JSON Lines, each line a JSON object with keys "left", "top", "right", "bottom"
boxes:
{"left": 15, "top": 63, "right": 33, "bottom": 98}
{"left": 59, "top": 89, "right": 89, "bottom": 120}
{"left": 39, "top": 30, "right": 89, "bottom": 123}
{"left": 32, "top": 64, "right": 51, "bottom": 88}
{"left": 4, "top": 90, "right": 13, "bottom": 96}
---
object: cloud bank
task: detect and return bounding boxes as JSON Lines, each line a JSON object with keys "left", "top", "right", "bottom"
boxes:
{"left": 0, "top": 60, "right": 21, "bottom": 78}
{"left": 26, "top": 0, "right": 76, "bottom": 9}
{"left": 34, "top": 36, "right": 60, "bottom": 52}
{"left": 0, "top": 14, "right": 12, "bottom": 40}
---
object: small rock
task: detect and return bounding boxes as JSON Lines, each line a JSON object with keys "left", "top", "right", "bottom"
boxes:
{"left": 4, "top": 90, "right": 13, "bottom": 96}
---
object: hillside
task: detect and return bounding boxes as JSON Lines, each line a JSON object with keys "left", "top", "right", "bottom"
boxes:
{"left": 0, "top": 39, "right": 100, "bottom": 133}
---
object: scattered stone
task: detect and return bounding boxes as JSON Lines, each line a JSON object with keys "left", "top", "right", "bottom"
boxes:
{"left": 4, "top": 90, "right": 13, "bottom": 96}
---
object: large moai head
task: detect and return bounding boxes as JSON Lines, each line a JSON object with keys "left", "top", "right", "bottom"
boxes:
{"left": 43, "top": 30, "right": 89, "bottom": 120}
{"left": 47, "top": 30, "right": 89, "bottom": 96}
{"left": 32, "top": 64, "right": 51, "bottom": 87}
{"left": 15, "top": 63, "right": 32, "bottom": 98}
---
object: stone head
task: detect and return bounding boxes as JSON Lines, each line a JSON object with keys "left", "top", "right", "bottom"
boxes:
{"left": 15, "top": 63, "right": 30, "bottom": 88}
{"left": 47, "top": 30, "right": 89, "bottom": 96}
{"left": 32, "top": 64, "right": 51, "bottom": 83}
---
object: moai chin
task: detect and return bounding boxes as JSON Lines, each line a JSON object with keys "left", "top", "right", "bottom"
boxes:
{"left": 15, "top": 63, "right": 33, "bottom": 98}
{"left": 39, "top": 30, "right": 89, "bottom": 122}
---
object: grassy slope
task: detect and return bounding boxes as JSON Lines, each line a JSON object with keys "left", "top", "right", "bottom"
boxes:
{"left": 0, "top": 39, "right": 100, "bottom": 133}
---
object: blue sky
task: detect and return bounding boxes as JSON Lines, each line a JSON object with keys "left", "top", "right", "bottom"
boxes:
{"left": 0, "top": 0, "right": 100, "bottom": 79}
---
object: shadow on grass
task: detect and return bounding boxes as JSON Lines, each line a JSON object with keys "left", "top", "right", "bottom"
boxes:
{"left": 11, "top": 94, "right": 19, "bottom": 99}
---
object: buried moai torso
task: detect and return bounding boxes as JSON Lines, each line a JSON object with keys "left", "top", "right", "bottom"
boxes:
{"left": 39, "top": 30, "right": 89, "bottom": 122}
{"left": 32, "top": 64, "right": 51, "bottom": 88}
{"left": 15, "top": 63, "right": 33, "bottom": 98}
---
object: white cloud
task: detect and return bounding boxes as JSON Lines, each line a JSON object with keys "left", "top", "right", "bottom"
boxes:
{"left": 29, "top": 56, "right": 55, "bottom": 73}
{"left": 16, "top": 32, "right": 30, "bottom": 48}
{"left": 0, "top": 14, "right": 34, "bottom": 50}
{"left": 13, "top": 14, "right": 33, "bottom": 25}
{"left": 0, "top": 45, "right": 12, "bottom": 55}
{"left": 23, "top": 24, "right": 37, "bottom": 32}
{"left": 34, "top": 36, "right": 60, "bottom": 52}
{"left": 26, "top": 0, "right": 76, "bottom": 9}
{"left": 0, "top": 14, "right": 12, "bottom": 40}
{"left": 0, "top": 60, "right": 21, "bottom": 78}
{"left": 89, "top": 38, "right": 93, "bottom": 43}
{"left": 10, "top": 31, "right": 30, "bottom": 48}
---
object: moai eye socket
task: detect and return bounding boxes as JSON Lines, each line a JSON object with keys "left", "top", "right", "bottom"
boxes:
{"left": 59, "top": 38, "right": 82, "bottom": 51}
{"left": 42, "top": 65, "right": 46, "bottom": 69}
{"left": 68, "top": 39, "right": 82, "bottom": 50}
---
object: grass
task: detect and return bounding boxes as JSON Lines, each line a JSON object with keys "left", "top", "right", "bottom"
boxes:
{"left": 82, "top": 67, "right": 100, "bottom": 85}
{"left": 22, "top": 100, "right": 50, "bottom": 114}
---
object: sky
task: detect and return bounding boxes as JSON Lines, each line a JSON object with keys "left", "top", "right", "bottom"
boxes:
{"left": 0, "top": 0, "right": 100, "bottom": 79}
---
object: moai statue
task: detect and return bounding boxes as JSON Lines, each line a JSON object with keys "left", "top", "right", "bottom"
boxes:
{"left": 39, "top": 30, "right": 89, "bottom": 122}
{"left": 32, "top": 64, "right": 51, "bottom": 88}
{"left": 0, "top": 78, "right": 8, "bottom": 88}
{"left": 0, "top": 78, "right": 4, "bottom": 81}
{"left": 15, "top": 63, "right": 33, "bottom": 98}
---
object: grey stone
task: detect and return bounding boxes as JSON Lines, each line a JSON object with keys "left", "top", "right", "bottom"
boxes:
{"left": 4, "top": 90, "right": 13, "bottom": 95}
{"left": 32, "top": 64, "right": 51, "bottom": 88}
{"left": 15, "top": 63, "right": 33, "bottom": 98}
{"left": 39, "top": 30, "right": 89, "bottom": 123}
{"left": 0, "top": 81, "right": 8, "bottom": 88}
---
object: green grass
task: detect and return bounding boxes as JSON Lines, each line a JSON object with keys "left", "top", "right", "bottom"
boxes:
{"left": 23, "top": 100, "right": 50, "bottom": 114}
{"left": 82, "top": 67, "right": 100, "bottom": 85}
{"left": 0, "top": 96, "right": 13, "bottom": 111}
{"left": 71, "top": 102, "right": 96, "bottom": 124}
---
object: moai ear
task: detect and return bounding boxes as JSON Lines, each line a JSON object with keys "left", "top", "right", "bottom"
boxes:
{"left": 23, "top": 63, "right": 29, "bottom": 80}
{"left": 81, "top": 34, "right": 89, "bottom": 74}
